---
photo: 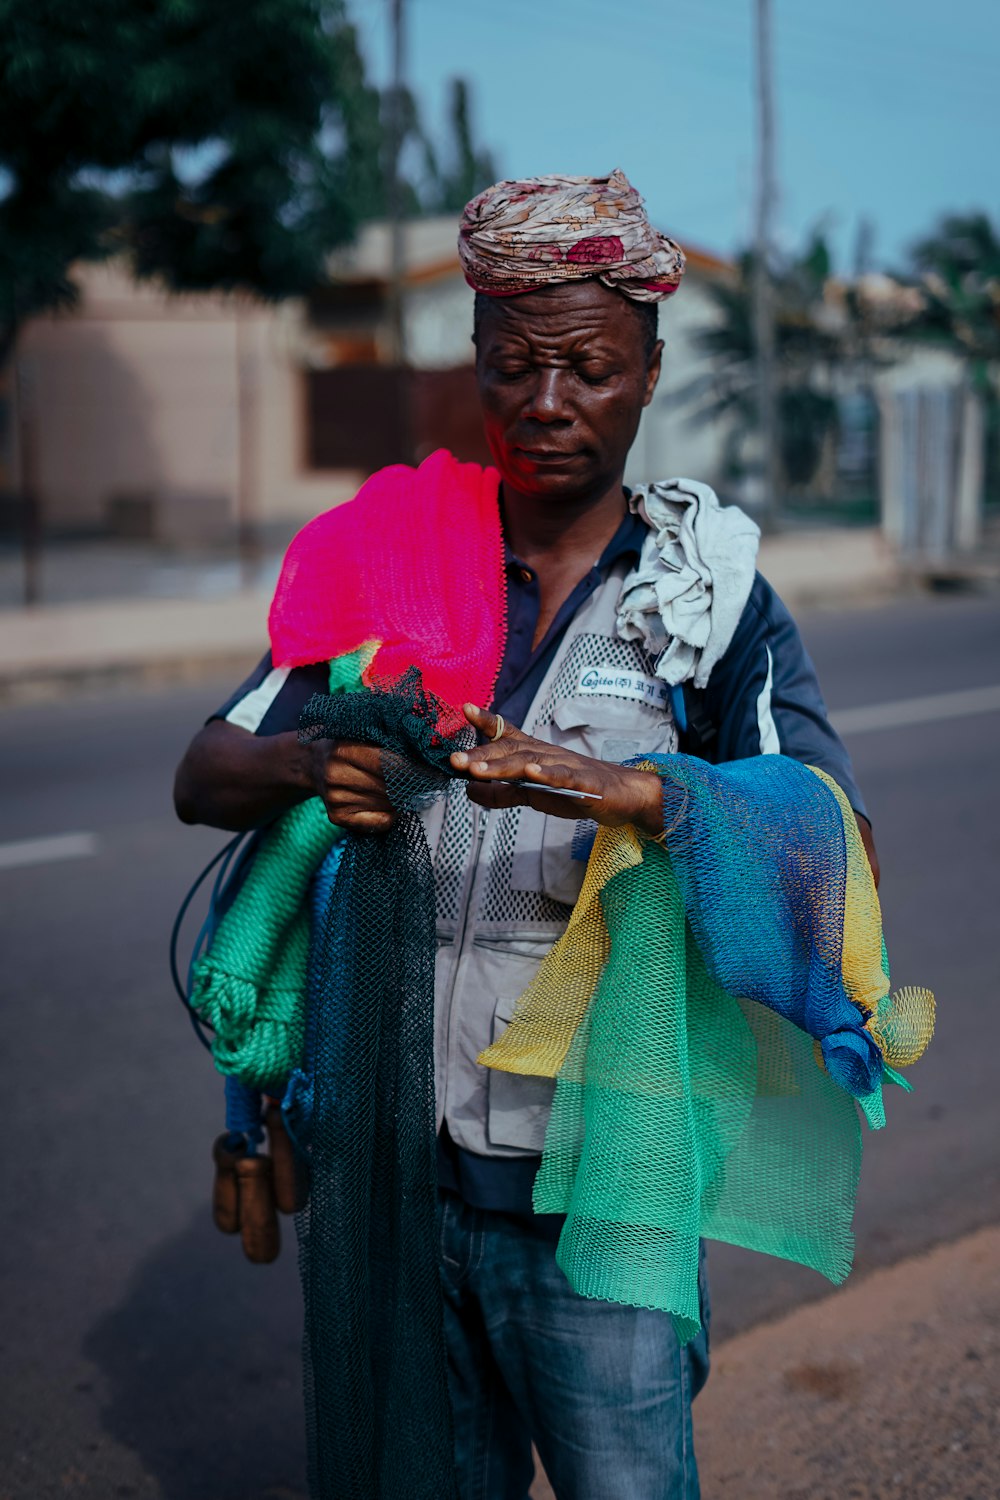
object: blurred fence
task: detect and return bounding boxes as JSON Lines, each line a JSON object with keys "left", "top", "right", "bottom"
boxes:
{"left": 879, "top": 384, "right": 983, "bottom": 564}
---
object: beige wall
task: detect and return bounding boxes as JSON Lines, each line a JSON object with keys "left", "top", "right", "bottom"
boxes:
{"left": 18, "top": 263, "right": 359, "bottom": 536}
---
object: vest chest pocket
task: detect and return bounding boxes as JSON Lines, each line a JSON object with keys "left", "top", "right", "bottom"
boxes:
{"left": 535, "top": 695, "right": 677, "bottom": 904}
{"left": 546, "top": 694, "right": 676, "bottom": 764}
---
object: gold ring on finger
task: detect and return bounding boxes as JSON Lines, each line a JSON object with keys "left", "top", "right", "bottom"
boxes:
{"left": 490, "top": 714, "right": 506, "bottom": 742}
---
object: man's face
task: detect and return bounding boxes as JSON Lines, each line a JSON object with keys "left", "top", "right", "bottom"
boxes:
{"left": 474, "top": 280, "right": 662, "bottom": 503}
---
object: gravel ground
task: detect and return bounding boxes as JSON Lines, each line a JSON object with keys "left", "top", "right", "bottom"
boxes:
{"left": 693, "top": 1225, "right": 999, "bottom": 1500}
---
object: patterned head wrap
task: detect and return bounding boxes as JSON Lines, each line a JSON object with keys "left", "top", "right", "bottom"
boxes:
{"left": 458, "top": 168, "right": 685, "bottom": 304}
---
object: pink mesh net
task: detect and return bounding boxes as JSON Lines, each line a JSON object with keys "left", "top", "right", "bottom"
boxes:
{"left": 268, "top": 449, "right": 507, "bottom": 724}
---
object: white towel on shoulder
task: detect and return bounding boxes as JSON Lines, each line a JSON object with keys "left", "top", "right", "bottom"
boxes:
{"left": 617, "top": 478, "right": 760, "bottom": 690}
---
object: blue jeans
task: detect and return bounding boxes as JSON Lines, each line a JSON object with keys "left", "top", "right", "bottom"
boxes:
{"left": 439, "top": 1195, "right": 710, "bottom": 1500}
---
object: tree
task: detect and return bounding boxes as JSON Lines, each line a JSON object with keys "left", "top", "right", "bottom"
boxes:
{"left": 902, "top": 213, "right": 1000, "bottom": 374}
{"left": 423, "top": 79, "right": 497, "bottom": 215}
{"left": 0, "top": 0, "right": 379, "bottom": 596}
{"left": 362, "top": 74, "right": 497, "bottom": 223}
{"left": 0, "top": 2, "right": 497, "bottom": 333}
{"left": 0, "top": 3, "right": 377, "bottom": 336}
{"left": 896, "top": 212, "right": 1000, "bottom": 514}
{"left": 0, "top": 2, "right": 500, "bottom": 596}
{"left": 119, "top": 3, "right": 387, "bottom": 577}
{"left": 679, "top": 231, "right": 857, "bottom": 494}
{"left": 124, "top": 3, "right": 379, "bottom": 297}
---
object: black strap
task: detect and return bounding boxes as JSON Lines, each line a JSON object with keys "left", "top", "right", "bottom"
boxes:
{"left": 679, "top": 685, "right": 719, "bottom": 760}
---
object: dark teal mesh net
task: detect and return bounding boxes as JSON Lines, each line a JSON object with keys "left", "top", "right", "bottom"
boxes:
{"left": 294, "top": 670, "right": 469, "bottom": 1500}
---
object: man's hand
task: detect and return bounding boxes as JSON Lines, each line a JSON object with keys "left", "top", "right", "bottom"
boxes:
{"left": 307, "top": 739, "right": 397, "bottom": 834}
{"left": 450, "top": 705, "right": 663, "bottom": 836}
{"left": 856, "top": 814, "right": 880, "bottom": 889}
{"left": 173, "top": 719, "right": 400, "bottom": 834}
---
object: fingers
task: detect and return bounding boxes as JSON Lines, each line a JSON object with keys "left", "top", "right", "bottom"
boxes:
{"left": 464, "top": 749, "right": 600, "bottom": 821}
{"left": 462, "top": 702, "right": 499, "bottom": 739}
{"left": 308, "top": 738, "right": 396, "bottom": 829}
{"left": 509, "top": 759, "right": 585, "bottom": 790}
{"left": 465, "top": 780, "right": 528, "bottom": 812}
{"left": 464, "top": 757, "right": 661, "bottom": 829}
{"left": 460, "top": 703, "right": 525, "bottom": 744}
{"left": 450, "top": 713, "right": 543, "bottom": 782}
{"left": 466, "top": 779, "right": 585, "bottom": 819}
{"left": 323, "top": 780, "right": 394, "bottom": 813}
{"left": 311, "top": 740, "right": 390, "bottom": 796}
{"left": 452, "top": 715, "right": 602, "bottom": 801}
{"left": 455, "top": 744, "right": 585, "bottom": 787}
{"left": 326, "top": 806, "right": 397, "bottom": 834}
{"left": 325, "top": 741, "right": 387, "bottom": 777}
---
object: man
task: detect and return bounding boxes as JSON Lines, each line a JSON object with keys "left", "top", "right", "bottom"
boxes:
{"left": 175, "top": 170, "right": 874, "bottom": 1499}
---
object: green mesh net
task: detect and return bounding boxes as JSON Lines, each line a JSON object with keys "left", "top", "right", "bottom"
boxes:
{"left": 536, "top": 852, "right": 862, "bottom": 1342}
{"left": 189, "top": 662, "right": 935, "bottom": 1463}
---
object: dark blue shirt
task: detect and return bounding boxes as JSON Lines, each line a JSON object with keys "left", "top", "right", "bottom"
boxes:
{"left": 491, "top": 507, "right": 646, "bottom": 727}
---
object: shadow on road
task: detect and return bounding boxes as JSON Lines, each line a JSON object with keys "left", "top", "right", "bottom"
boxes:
{"left": 83, "top": 1210, "right": 307, "bottom": 1500}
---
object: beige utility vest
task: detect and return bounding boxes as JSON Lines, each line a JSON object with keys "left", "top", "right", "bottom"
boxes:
{"left": 423, "top": 559, "right": 679, "bottom": 1158}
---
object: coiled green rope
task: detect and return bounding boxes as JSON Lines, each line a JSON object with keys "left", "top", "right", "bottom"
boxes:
{"left": 189, "top": 648, "right": 369, "bottom": 1088}
{"left": 190, "top": 795, "right": 339, "bottom": 1086}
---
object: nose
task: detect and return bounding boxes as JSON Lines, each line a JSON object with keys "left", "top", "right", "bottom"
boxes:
{"left": 522, "top": 368, "right": 573, "bottom": 424}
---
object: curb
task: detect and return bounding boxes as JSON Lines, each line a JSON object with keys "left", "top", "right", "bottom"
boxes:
{"left": 0, "top": 651, "right": 264, "bottom": 706}
{"left": 0, "top": 589, "right": 271, "bottom": 704}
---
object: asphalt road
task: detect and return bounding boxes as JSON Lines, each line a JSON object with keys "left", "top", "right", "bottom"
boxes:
{"left": 1, "top": 590, "right": 998, "bottom": 1500}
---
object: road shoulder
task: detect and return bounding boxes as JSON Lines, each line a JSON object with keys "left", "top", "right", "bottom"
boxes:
{"left": 694, "top": 1224, "right": 1000, "bottom": 1499}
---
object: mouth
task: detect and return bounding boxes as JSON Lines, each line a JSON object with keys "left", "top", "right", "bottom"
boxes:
{"left": 514, "top": 447, "right": 582, "bottom": 464}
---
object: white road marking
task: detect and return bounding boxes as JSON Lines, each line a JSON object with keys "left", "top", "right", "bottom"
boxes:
{"left": 0, "top": 832, "right": 100, "bottom": 871}
{"left": 831, "top": 684, "right": 1000, "bottom": 736}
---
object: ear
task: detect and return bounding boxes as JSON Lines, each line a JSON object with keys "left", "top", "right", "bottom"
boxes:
{"left": 643, "top": 340, "right": 664, "bottom": 408}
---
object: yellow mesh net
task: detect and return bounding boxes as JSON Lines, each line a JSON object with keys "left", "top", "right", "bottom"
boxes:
{"left": 812, "top": 767, "right": 935, "bottom": 1070}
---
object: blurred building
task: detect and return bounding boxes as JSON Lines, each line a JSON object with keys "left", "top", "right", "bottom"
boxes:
{"left": 5, "top": 220, "right": 735, "bottom": 546}
{"left": 7, "top": 261, "right": 352, "bottom": 547}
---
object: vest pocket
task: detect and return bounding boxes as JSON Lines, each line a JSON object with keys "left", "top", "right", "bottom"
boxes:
{"left": 540, "top": 815, "right": 587, "bottom": 906}
{"left": 548, "top": 695, "right": 674, "bottom": 763}
{"left": 537, "top": 697, "right": 677, "bottom": 903}
{"left": 486, "top": 993, "right": 556, "bottom": 1153}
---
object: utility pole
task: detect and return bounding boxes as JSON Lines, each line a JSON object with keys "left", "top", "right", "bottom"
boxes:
{"left": 386, "top": 0, "right": 407, "bottom": 366}
{"left": 234, "top": 301, "right": 260, "bottom": 588}
{"left": 13, "top": 339, "right": 42, "bottom": 607}
{"left": 752, "top": 0, "right": 780, "bottom": 523}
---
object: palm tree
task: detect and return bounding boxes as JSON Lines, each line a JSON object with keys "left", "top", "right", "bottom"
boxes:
{"left": 679, "top": 232, "right": 871, "bottom": 497}
{"left": 903, "top": 213, "right": 1000, "bottom": 372}
{"left": 897, "top": 213, "right": 1000, "bottom": 509}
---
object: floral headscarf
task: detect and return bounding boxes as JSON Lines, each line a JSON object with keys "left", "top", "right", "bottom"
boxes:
{"left": 458, "top": 168, "right": 685, "bottom": 303}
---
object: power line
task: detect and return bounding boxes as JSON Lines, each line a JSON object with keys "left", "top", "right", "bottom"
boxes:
{"left": 411, "top": 0, "right": 1000, "bottom": 102}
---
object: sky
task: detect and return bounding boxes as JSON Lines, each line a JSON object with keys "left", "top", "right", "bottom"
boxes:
{"left": 349, "top": 0, "right": 999, "bottom": 272}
